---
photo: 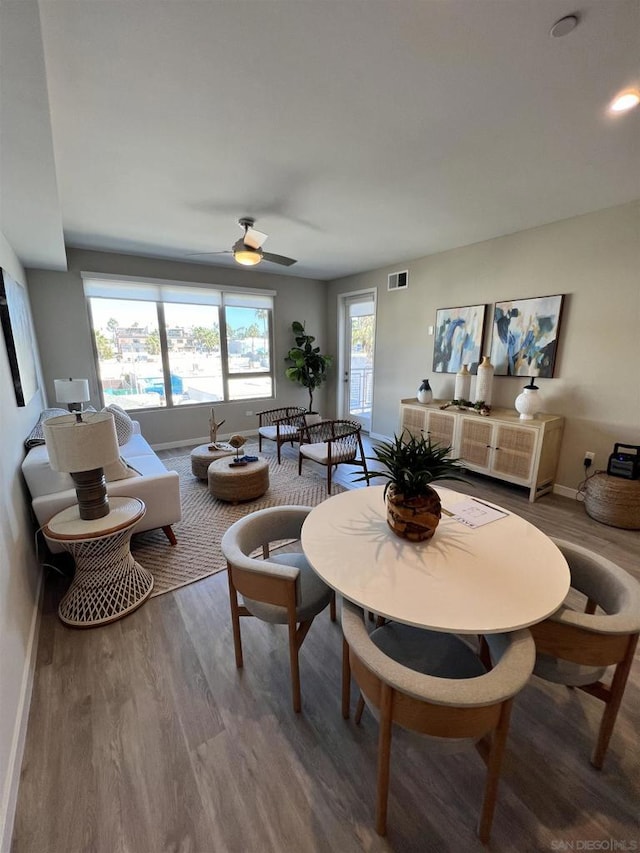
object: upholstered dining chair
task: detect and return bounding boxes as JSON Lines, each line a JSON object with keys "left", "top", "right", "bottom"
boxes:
{"left": 221, "top": 505, "right": 336, "bottom": 713}
{"left": 298, "top": 419, "right": 369, "bottom": 494}
{"left": 529, "top": 537, "right": 640, "bottom": 769}
{"left": 341, "top": 600, "right": 535, "bottom": 842}
{"left": 257, "top": 406, "right": 307, "bottom": 463}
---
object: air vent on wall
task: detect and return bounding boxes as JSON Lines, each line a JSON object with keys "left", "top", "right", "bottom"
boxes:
{"left": 388, "top": 270, "right": 408, "bottom": 291}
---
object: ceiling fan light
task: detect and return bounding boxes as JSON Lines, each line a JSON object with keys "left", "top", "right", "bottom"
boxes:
{"left": 234, "top": 248, "right": 262, "bottom": 266}
{"left": 609, "top": 90, "right": 640, "bottom": 113}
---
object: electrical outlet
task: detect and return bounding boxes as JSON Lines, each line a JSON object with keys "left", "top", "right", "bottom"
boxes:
{"left": 584, "top": 451, "right": 595, "bottom": 469}
{"left": 245, "top": 410, "right": 253, "bottom": 416}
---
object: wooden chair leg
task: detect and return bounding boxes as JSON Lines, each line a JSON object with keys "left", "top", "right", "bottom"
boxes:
{"left": 355, "top": 693, "right": 365, "bottom": 724}
{"left": 227, "top": 568, "right": 244, "bottom": 669}
{"left": 478, "top": 699, "right": 513, "bottom": 844}
{"left": 330, "top": 591, "right": 336, "bottom": 622}
{"left": 327, "top": 464, "right": 332, "bottom": 495}
{"left": 590, "top": 636, "right": 637, "bottom": 769}
{"left": 288, "top": 615, "right": 302, "bottom": 713}
{"left": 162, "top": 525, "right": 177, "bottom": 545}
{"left": 298, "top": 453, "right": 303, "bottom": 476}
{"left": 375, "top": 683, "right": 393, "bottom": 836}
{"left": 342, "top": 636, "right": 351, "bottom": 719}
{"left": 258, "top": 433, "right": 263, "bottom": 452}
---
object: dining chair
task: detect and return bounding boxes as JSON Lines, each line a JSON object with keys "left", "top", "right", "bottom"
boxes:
{"left": 256, "top": 406, "right": 307, "bottom": 463}
{"left": 529, "top": 537, "right": 640, "bottom": 769}
{"left": 298, "top": 419, "right": 369, "bottom": 494}
{"left": 221, "top": 505, "right": 336, "bottom": 713}
{"left": 341, "top": 600, "right": 535, "bottom": 842}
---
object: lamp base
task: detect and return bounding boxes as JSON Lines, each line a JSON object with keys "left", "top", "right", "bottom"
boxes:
{"left": 71, "top": 468, "right": 110, "bottom": 520}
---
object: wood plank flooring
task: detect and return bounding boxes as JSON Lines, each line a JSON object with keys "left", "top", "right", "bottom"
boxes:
{"left": 12, "top": 436, "right": 640, "bottom": 852}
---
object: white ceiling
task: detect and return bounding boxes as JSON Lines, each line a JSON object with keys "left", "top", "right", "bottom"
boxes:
{"left": 1, "top": 0, "right": 639, "bottom": 279}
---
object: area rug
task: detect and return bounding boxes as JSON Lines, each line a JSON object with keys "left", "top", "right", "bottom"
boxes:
{"left": 130, "top": 446, "right": 346, "bottom": 597}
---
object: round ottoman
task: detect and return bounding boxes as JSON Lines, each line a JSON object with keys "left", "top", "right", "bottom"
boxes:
{"left": 190, "top": 444, "right": 235, "bottom": 480}
{"left": 584, "top": 472, "right": 640, "bottom": 530}
{"left": 208, "top": 456, "right": 270, "bottom": 503}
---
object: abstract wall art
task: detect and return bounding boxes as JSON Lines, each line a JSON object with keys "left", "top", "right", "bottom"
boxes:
{"left": 0, "top": 268, "right": 39, "bottom": 406}
{"left": 489, "top": 294, "right": 564, "bottom": 378}
{"left": 432, "top": 304, "right": 486, "bottom": 374}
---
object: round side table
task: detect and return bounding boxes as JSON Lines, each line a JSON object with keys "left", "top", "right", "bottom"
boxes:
{"left": 190, "top": 443, "right": 235, "bottom": 479}
{"left": 207, "top": 456, "right": 270, "bottom": 503}
{"left": 44, "top": 497, "right": 153, "bottom": 627}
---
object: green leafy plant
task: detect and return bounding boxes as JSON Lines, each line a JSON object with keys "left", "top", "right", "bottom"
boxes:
{"left": 284, "top": 321, "right": 332, "bottom": 412}
{"left": 359, "top": 432, "right": 467, "bottom": 499}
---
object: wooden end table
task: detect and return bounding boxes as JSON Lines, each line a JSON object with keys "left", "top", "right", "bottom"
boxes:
{"left": 43, "top": 497, "right": 153, "bottom": 627}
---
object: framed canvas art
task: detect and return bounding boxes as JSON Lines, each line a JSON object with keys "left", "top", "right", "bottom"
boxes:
{"left": 490, "top": 294, "right": 564, "bottom": 377}
{"left": 0, "top": 268, "right": 39, "bottom": 406}
{"left": 432, "top": 304, "right": 486, "bottom": 374}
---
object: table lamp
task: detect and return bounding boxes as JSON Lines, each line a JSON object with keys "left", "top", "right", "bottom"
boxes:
{"left": 43, "top": 412, "right": 120, "bottom": 520}
{"left": 54, "top": 378, "right": 90, "bottom": 412}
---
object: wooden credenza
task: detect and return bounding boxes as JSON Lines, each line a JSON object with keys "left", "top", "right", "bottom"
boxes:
{"left": 399, "top": 399, "right": 564, "bottom": 502}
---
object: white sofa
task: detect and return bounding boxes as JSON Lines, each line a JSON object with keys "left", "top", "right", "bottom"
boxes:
{"left": 22, "top": 419, "right": 181, "bottom": 553}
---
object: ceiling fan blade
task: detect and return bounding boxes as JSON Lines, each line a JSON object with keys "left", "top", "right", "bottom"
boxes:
{"left": 244, "top": 226, "right": 268, "bottom": 250}
{"left": 184, "top": 250, "right": 232, "bottom": 257}
{"left": 262, "top": 251, "right": 297, "bottom": 266}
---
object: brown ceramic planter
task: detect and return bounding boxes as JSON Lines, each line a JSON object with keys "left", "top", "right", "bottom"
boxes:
{"left": 386, "top": 484, "right": 442, "bottom": 542}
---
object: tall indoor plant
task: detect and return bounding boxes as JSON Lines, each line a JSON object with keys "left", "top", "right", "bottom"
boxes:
{"left": 364, "top": 432, "right": 467, "bottom": 541}
{"left": 284, "top": 320, "right": 332, "bottom": 414}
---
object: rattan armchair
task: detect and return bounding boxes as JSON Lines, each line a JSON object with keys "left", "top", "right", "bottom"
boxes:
{"left": 298, "top": 419, "right": 369, "bottom": 494}
{"left": 257, "top": 406, "right": 307, "bottom": 463}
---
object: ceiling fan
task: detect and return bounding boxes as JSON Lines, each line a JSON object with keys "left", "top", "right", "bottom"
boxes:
{"left": 190, "top": 218, "right": 297, "bottom": 267}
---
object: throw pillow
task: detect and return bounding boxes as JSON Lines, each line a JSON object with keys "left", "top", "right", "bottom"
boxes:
{"left": 102, "top": 403, "right": 134, "bottom": 446}
{"left": 104, "top": 456, "right": 140, "bottom": 482}
{"left": 24, "top": 408, "right": 69, "bottom": 449}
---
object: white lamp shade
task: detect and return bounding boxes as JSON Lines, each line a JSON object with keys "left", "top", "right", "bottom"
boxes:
{"left": 43, "top": 412, "right": 120, "bottom": 473}
{"left": 54, "top": 378, "right": 90, "bottom": 405}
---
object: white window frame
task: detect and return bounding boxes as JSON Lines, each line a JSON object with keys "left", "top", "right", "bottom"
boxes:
{"left": 83, "top": 273, "right": 276, "bottom": 410}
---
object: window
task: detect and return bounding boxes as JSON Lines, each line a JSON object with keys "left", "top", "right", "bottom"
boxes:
{"left": 84, "top": 276, "right": 274, "bottom": 411}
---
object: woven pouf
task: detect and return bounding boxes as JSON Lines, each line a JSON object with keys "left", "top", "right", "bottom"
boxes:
{"left": 208, "top": 456, "right": 270, "bottom": 503}
{"left": 584, "top": 472, "right": 640, "bottom": 530}
{"left": 190, "top": 444, "right": 235, "bottom": 480}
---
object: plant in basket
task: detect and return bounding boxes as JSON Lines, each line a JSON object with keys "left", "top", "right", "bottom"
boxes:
{"left": 361, "top": 432, "right": 467, "bottom": 542}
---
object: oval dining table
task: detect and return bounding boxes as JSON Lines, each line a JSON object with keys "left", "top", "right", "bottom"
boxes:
{"left": 301, "top": 485, "right": 570, "bottom": 635}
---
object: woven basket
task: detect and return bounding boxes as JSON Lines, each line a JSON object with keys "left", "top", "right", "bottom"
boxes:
{"left": 584, "top": 473, "right": 640, "bottom": 530}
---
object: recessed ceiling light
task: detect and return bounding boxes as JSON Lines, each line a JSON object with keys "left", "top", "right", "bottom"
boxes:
{"left": 609, "top": 90, "right": 640, "bottom": 113}
{"left": 550, "top": 14, "right": 579, "bottom": 38}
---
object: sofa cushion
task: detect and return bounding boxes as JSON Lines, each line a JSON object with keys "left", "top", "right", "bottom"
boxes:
{"left": 102, "top": 403, "right": 134, "bottom": 445}
{"left": 24, "top": 408, "right": 69, "bottom": 449}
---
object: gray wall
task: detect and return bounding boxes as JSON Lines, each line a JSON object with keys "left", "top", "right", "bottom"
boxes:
{"left": 27, "top": 249, "right": 329, "bottom": 445}
{"left": 326, "top": 202, "right": 640, "bottom": 493}
{"left": 0, "top": 231, "right": 44, "bottom": 850}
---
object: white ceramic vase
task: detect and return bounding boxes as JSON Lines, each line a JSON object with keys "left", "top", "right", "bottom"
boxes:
{"left": 454, "top": 365, "right": 471, "bottom": 401}
{"left": 474, "top": 356, "right": 495, "bottom": 406}
{"left": 515, "top": 380, "right": 542, "bottom": 420}
{"left": 417, "top": 379, "right": 433, "bottom": 404}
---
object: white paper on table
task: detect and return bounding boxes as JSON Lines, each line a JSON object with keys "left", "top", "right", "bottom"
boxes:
{"left": 449, "top": 498, "right": 508, "bottom": 528}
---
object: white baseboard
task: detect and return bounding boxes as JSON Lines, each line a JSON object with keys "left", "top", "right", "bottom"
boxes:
{"left": 553, "top": 483, "right": 579, "bottom": 500}
{"left": 1, "top": 571, "right": 43, "bottom": 853}
{"left": 368, "top": 430, "right": 392, "bottom": 442}
{"left": 151, "top": 429, "right": 258, "bottom": 452}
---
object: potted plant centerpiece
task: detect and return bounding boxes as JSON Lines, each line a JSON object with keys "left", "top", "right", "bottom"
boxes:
{"left": 284, "top": 320, "right": 332, "bottom": 422}
{"left": 365, "top": 432, "right": 467, "bottom": 542}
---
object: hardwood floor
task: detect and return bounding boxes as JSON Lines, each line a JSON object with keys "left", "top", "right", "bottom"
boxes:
{"left": 12, "top": 436, "right": 639, "bottom": 852}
